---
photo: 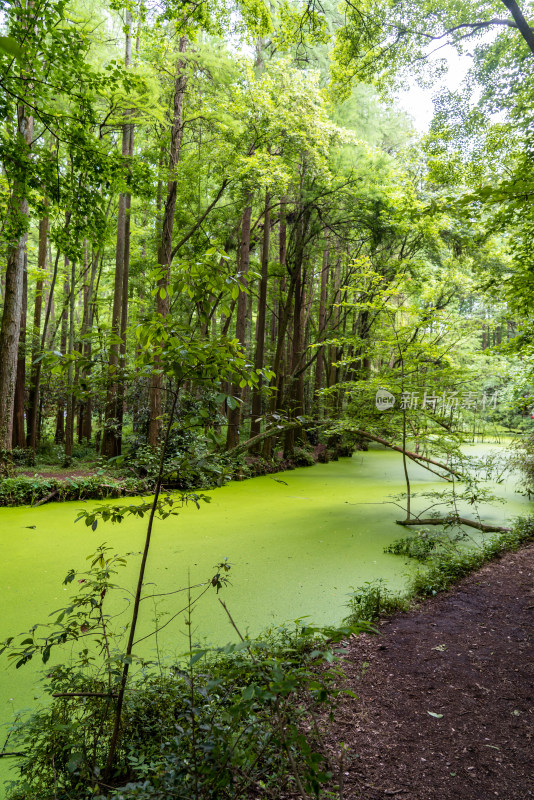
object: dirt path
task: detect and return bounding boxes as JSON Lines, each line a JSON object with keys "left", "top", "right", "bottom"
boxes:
{"left": 326, "top": 545, "right": 534, "bottom": 800}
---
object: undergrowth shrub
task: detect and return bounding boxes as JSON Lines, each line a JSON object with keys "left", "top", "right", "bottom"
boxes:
{"left": 347, "top": 516, "right": 534, "bottom": 620}
{"left": 292, "top": 446, "right": 316, "bottom": 467}
{"left": 410, "top": 515, "right": 534, "bottom": 596}
{"left": 384, "top": 529, "right": 443, "bottom": 561}
{"left": 10, "top": 447, "right": 28, "bottom": 466}
{"left": 0, "top": 476, "right": 150, "bottom": 507}
{"left": 383, "top": 528, "right": 470, "bottom": 562}
{"left": 5, "top": 622, "right": 370, "bottom": 800}
{"left": 345, "top": 579, "right": 409, "bottom": 623}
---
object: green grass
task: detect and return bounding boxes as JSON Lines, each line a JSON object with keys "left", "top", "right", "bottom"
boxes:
{"left": 345, "top": 516, "right": 534, "bottom": 625}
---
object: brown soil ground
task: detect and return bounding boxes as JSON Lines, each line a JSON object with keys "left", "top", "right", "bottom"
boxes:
{"left": 19, "top": 470, "right": 100, "bottom": 479}
{"left": 325, "top": 544, "right": 534, "bottom": 800}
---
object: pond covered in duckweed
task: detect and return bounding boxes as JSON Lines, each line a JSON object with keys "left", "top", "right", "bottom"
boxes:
{"left": 0, "top": 442, "right": 528, "bottom": 792}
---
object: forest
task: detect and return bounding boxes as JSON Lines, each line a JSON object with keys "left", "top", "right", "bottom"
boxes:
{"left": 1, "top": 0, "right": 534, "bottom": 797}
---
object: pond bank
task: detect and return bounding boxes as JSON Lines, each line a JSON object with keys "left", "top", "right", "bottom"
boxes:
{"left": 0, "top": 443, "right": 528, "bottom": 793}
{"left": 325, "top": 542, "right": 534, "bottom": 799}
{"left": 2, "top": 443, "right": 343, "bottom": 507}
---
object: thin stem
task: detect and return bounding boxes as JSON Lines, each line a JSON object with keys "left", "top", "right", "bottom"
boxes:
{"left": 187, "top": 573, "right": 200, "bottom": 800}
{"left": 218, "top": 598, "right": 257, "bottom": 663}
{"left": 104, "top": 387, "right": 180, "bottom": 779}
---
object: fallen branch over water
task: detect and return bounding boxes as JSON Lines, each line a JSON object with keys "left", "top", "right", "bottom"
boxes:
{"left": 52, "top": 692, "right": 118, "bottom": 698}
{"left": 396, "top": 516, "right": 510, "bottom": 534}
{"left": 229, "top": 421, "right": 461, "bottom": 480}
{"left": 350, "top": 428, "right": 460, "bottom": 480}
{"left": 32, "top": 489, "right": 59, "bottom": 507}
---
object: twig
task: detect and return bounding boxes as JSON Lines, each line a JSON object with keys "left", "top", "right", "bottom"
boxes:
{"left": 395, "top": 516, "right": 510, "bottom": 533}
{"left": 32, "top": 489, "right": 59, "bottom": 507}
{"left": 218, "top": 599, "right": 257, "bottom": 663}
{"left": 52, "top": 692, "right": 118, "bottom": 698}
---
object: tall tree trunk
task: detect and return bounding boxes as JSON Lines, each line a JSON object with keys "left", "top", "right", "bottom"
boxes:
{"left": 250, "top": 191, "right": 270, "bottom": 444}
{"left": 12, "top": 255, "right": 27, "bottom": 448}
{"left": 102, "top": 13, "right": 133, "bottom": 457}
{"left": 55, "top": 270, "right": 69, "bottom": 444}
{"left": 327, "top": 255, "right": 342, "bottom": 407}
{"left": 0, "top": 103, "right": 33, "bottom": 456}
{"left": 28, "top": 230, "right": 64, "bottom": 455}
{"left": 27, "top": 214, "right": 48, "bottom": 452}
{"left": 284, "top": 256, "right": 305, "bottom": 456}
{"left": 148, "top": 36, "right": 188, "bottom": 449}
{"left": 117, "top": 184, "right": 132, "bottom": 438}
{"left": 78, "top": 241, "right": 90, "bottom": 442}
{"left": 263, "top": 196, "right": 289, "bottom": 458}
{"left": 64, "top": 257, "right": 76, "bottom": 465}
{"left": 225, "top": 199, "right": 252, "bottom": 450}
{"left": 80, "top": 249, "right": 100, "bottom": 442}
{"left": 313, "top": 237, "right": 330, "bottom": 416}
{"left": 283, "top": 195, "right": 309, "bottom": 456}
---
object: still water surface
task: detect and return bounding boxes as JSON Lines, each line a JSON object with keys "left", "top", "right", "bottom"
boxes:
{"left": 0, "top": 443, "right": 528, "bottom": 790}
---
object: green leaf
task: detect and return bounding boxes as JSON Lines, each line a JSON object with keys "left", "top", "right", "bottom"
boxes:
{"left": 427, "top": 711, "right": 443, "bottom": 718}
{"left": 242, "top": 684, "right": 255, "bottom": 700}
{"left": 0, "top": 36, "right": 23, "bottom": 60}
{"left": 189, "top": 649, "right": 207, "bottom": 666}
{"left": 67, "top": 752, "right": 83, "bottom": 773}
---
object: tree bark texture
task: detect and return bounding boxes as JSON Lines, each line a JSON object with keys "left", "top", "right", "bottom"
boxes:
{"left": 0, "top": 103, "right": 33, "bottom": 453}
{"left": 263, "top": 197, "right": 289, "bottom": 458}
{"left": 313, "top": 238, "right": 329, "bottom": 414}
{"left": 102, "top": 13, "right": 134, "bottom": 457}
{"left": 225, "top": 201, "right": 252, "bottom": 450}
{"left": 148, "top": 36, "right": 188, "bottom": 449}
{"left": 26, "top": 214, "right": 48, "bottom": 452}
{"left": 64, "top": 257, "right": 76, "bottom": 464}
{"left": 54, "top": 271, "right": 69, "bottom": 444}
{"left": 500, "top": 0, "right": 534, "bottom": 54}
{"left": 12, "top": 256, "right": 27, "bottom": 448}
{"left": 250, "top": 191, "right": 270, "bottom": 443}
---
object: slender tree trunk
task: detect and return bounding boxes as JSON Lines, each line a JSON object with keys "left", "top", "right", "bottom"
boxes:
{"left": 80, "top": 250, "right": 100, "bottom": 442}
{"left": 55, "top": 269, "right": 69, "bottom": 444}
{"left": 226, "top": 199, "right": 252, "bottom": 450}
{"left": 301, "top": 265, "right": 316, "bottom": 415}
{"left": 64, "top": 258, "right": 76, "bottom": 465}
{"left": 12, "top": 255, "right": 27, "bottom": 448}
{"left": 327, "top": 254, "right": 342, "bottom": 412}
{"left": 117, "top": 188, "right": 132, "bottom": 437}
{"left": 102, "top": 14, "right": 133, "bottom": 457}
{"left": 148, "top": 36, "right": 188, "bottom": 449}
{"left": 78, "top": 241, "right": 90, "bottom": 442}
{"left": 263, "top": 196, "right": 288, "bottom": 458}
{"left": 284, "top": 257, "right": 304, "bottom": 456}
{"left": 283, "top": 197, "right": 309, "bottom": 456}
{"left": 0, "top": 104, "right": 33, "bottom": 456}
{"left": 27, "top": 214, "right": 48, "bottom": 452}
{"left": 28, "top": 230, "right": 64, "bottom": 454}
{"left": 250, "top": 191, "right": 270, "bottom": 443}
{"left": 313, "top": 238, "right": 329, "bottom": 416}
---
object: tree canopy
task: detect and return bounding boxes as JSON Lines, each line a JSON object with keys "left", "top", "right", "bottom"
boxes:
{"left": 0, "top": 0, "right": 530, "bottom": 479}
